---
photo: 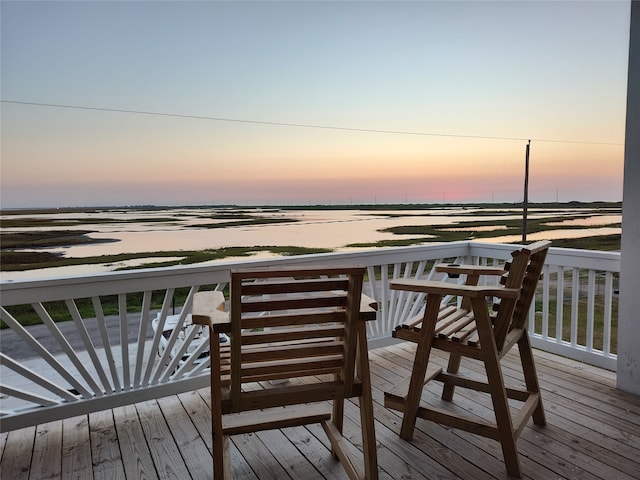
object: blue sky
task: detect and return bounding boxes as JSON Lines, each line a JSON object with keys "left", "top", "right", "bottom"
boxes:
{"left": 0, "top": 0, "right": 631, "bottom": 207}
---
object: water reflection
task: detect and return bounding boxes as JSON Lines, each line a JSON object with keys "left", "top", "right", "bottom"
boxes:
{"left": 543, "top": 215, "right": 621, "bottom": 227}
{"left": 441, "top": 225, "right": 508, "bottom": 232}
{"left": 486, "top": 227, "right": 621, "bottom": 244}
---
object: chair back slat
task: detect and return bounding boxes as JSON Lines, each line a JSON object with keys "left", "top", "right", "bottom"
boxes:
{"left": 237, "top": 311, "right": 346, "bottom": 331}
{"left": 493, "top": 240, "right": 551, "bottom": 350}
{"left": 492, "top": 249, "right": 531, "bottom": 349}
{"left": 229, "top": 267, "right": 365, "bottom": 413}
{"left": 511, "top": 241, "right": 550, "bottom": 331}
{"left": 241, "top": 324, "right": 346, "bottom": 344}
{"left": 241, "top": 294, "right": 348, "bottom": 313}
{"left": 240, "top": 341, "right": 344, "bottom": 364}
{"left": 241, "top": 277, "right": 350, "bottom": 295}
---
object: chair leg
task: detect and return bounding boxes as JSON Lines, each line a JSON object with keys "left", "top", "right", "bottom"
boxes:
{"left": 331, "top": 397, "right": 345, "bottom": 460}
{"left": 473, "top": 298, "right": 521, "bottom": 478}
{"left": 518, "top": 333, "right": 546, "bottom": 426}
{"left": 357, "top": 327, "right": 379, "bottom": 480}
{"left": 213, "top": 433, "right": 231, "bottom": 479}
{"left": 399, "top": 294, "right": 442, "bottom": 440}
{"left": 399, "top": 343, "right": 429, "bottom": 440}
{"left": 210, "top": 334, "right": 230, "bottom": 479}
{"left": 484, "top": 356, "right": 522, "bottom": 478}
{"left": 441, "top": 352, "right": 461, "bottom": 401}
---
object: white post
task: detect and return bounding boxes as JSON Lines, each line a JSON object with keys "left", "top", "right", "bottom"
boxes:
{"left": 617, "top": 0, "right": 640, "bottom": 394}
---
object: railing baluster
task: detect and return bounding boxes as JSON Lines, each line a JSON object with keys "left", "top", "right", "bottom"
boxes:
{"left": 65, "top": 299, "right": 111, "bottom": 394}
{"left": 118, "top": 294, "right": 130, "bottom": 389}
{"left": 0, "top": 353, "right": 78, "bottom": 402}
{"left": 570, "top": 268, "right": 580, "bottom": 347}
{"left": 161, "top": 324, "right": 201, "bottom": 382}
{"left": 555, "top": 266, "right": 565, "bottom": 344}
{"left": 151, "top": 286, "right": 198, "bottom": 384}
{"left": 403, "top": 260, "right": 428, "bottom": 324}
{"left": 133, "top": 291, "right": 153, "bottom": 387}
{"left": 181, "top": 339, "right": 211, "bottom": 378}
{"left": 587, "top": 270, "right": 596, "bottom": 352}
{"left": 143, "top": 288, "right": 174, "bottom": 385}
{"left": 603, "top": 271, "right": 613, "bottom": 356}
{"left": 528, "top": 289, "right": 536, "bottom": 331}
{"left": 365, "top": 266, "right": 381, "bottom": 338}
{"left": 541, "top": 265, "right": 550, "bottom": 340}
{"left": 152, "top": 311, "right": 188, "bottom": 383}
{"left": 0, "top": 307, "right": 93, "bottom": 398}
{"left": 33, "top": 302, "right": 105, "bottom": 397}
{"left": 0, "top": 385, "right": 59, "bottom": 407}
{"left": 379, "top": 265, "right": 390, "bottom": 339}
{"left": 393, "top": 261, "right": 414, "bottom": 328}
{"left": 388, "top": 263, "right": 402, "bottom": 327}
{"left": 92, "top": 296, "right": 121, "bottom": 391}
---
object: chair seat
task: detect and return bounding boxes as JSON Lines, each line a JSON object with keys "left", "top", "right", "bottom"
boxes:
{"left": 393, "top": 305, "right": 485, "bottom": 347}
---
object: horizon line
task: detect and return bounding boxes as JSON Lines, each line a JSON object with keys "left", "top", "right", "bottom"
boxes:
{"left": 0, "top": 200, "right": 624, "bottom": 212}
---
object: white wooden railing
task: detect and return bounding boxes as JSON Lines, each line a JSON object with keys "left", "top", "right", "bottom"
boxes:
{"left": 0, "top": 241, "right": 620, "bottom": 431}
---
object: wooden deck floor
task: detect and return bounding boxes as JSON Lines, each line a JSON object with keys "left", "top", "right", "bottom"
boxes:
{"left": 1, "top": 341, "right": 639, "bottom": 480}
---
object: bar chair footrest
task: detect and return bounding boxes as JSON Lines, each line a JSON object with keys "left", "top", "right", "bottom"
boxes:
{"left": 223, "top": 404, "right": 331, "bottom": 435}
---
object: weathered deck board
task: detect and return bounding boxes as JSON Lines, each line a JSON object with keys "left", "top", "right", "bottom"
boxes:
{"left": 89, "top": 409, "right": 125, "bottom": 480}
{"left": 30, "top": 420, "right": 62, "bottom": 480}
{"left": 1, "top": 344, "right": 639, "bottom": 480}
{"left": 156, "top": 395, "right": 213, "bottom": 479}
{"left": 61, "top": 415, "right": 92, "bottom": 480}
{"left": 112, "top": 404, "right": 156, "bottom": 480}
{"left": 1, "top": 426, "right": 34, "bottom": 480}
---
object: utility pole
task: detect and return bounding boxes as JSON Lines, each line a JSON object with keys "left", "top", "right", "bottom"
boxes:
{"left": 522, "top": 140, "right": 531, "bottom": 243}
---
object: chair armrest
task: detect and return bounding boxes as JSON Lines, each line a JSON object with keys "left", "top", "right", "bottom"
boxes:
{"left": 390, "top": 278, "right": 520, "bottom": 300}
{"left": 193, "top": 290, "right": 226, "bottom": 312}
{"left": 435, "top": 263, "right": 505, "bottom": 277}
{"left": 192, "top": 291, "right": 230, "bottom": 331}
{"left": 360, "top": 294, "right": 378, "bottom": 321}
{"left": 192, "top": 310, "right": 229, "bottom": 326}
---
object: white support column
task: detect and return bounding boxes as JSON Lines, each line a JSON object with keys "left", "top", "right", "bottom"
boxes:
{"left": 617, "top": 0, "right": 640, "bottom": 394}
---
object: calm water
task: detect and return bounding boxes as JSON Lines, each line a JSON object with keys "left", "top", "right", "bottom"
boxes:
{"left": 1, "top": 206, "right": 621, "bottom": 281}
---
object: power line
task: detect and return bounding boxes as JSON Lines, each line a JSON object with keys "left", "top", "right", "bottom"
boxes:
{"left": 0, "top": 99, "right": 624, "bottom": 146}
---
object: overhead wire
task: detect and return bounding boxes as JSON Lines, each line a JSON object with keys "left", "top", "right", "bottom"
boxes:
{"left": 0, "top": 99, "right": 624, "bottom": 146}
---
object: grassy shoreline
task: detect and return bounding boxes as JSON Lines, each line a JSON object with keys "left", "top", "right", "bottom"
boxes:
{"left": 0, "top": 202, "right": 622, "bottom": 272}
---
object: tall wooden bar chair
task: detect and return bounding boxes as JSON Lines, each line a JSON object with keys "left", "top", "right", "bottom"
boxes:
{"left": 193, "top": 266, "right": 379, "bottom": 480}
{"left": 384, "top": 241, "right": 551, "bottom": 477}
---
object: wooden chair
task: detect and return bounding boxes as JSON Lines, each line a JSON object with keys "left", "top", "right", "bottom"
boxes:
{"left": 384, "top": 240, "right": 551, "bottom": 478}
{"left": 193, "top": 266, "right": 379, "bottom": 480}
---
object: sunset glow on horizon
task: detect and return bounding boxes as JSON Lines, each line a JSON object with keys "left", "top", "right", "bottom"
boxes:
{"left": 1, "top": 1, "right": 630, "bottom": 208}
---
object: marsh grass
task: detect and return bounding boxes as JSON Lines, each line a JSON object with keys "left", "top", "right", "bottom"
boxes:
{"left": 1, "top": 204, "right": 622, "bottom": 271}
{"left": 0, "top": 246, "right": 332, "bottom": 272}
{"left": 345, "top": 208, "right": 621, "bottom": 249}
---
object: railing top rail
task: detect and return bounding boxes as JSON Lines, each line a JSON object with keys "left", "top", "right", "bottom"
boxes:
{"left": 0, "top": 242, "right": 473, "bottom": 305}
{"left": 0, "top": 241, "right": 621, "bottom": 306}
{"left": 468, "top": 243, "right": 620, "bottom": 269}
{"left": 546, "top": 246, "right": 621, "bottom": 270}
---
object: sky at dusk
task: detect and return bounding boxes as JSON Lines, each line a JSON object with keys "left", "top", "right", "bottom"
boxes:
{"left": 0, "top": 0, "right": 631, "bottom": 208}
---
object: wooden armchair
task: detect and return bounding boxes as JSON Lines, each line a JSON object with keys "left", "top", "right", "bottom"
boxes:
{"left": 193, "top": 266, "right": 379, "bottom": 480}
{"left": 384, "top": 240, "right": 551, "bottom": 478}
